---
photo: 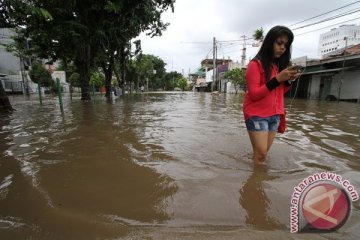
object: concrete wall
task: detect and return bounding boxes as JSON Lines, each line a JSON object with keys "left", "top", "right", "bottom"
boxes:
{"left": 331, "top": 70, "right": 360, "bottom": 100}
{"left": 309, "top": 70, "right": 360, "bottom": 100}
{"left": 51, "top": 71, "right": 66, "bottom": 83}
{"left": 0, "top": 29, "right": 21, "bottom": 74}
{"left": 309, "top": 75, "right": 321, "bottom": 99}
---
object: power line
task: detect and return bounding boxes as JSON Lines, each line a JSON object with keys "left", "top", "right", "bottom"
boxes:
{"left": 295, "top": 16, "right": 360, "bottom": 36}
{"left": 204, "top": 47, "right": 213, "bottom": 59}
{"left": 217, "top": 42, "right": 243, "bottom": 51}
{"left": 184, "top": 3, "right": 360, "bottom": 47}
{"left": 288, "top": 0, "right": 360, "bottom": 27}
{"left": 291, "top": 8, "right": 360, "bottom": 30}
{"left": 180, "top": 41, "right": 212, "bottom": 44}
{"left": 217, "top": 37, "right": 253, "bottom": 43}
{"left": 219, "top": 4, "right": 360, "bottom": 43}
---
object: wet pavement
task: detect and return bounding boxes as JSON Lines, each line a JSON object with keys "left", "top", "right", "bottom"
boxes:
{"left": 0, "top": 92, "right": 359, "bottom": 239}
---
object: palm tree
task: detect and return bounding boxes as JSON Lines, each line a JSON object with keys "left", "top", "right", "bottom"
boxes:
{"left": 253, "top": 27, "right": 264, "bottom": 41}
{"left": 252, "top": 27, "right": 264, "bottom": 47}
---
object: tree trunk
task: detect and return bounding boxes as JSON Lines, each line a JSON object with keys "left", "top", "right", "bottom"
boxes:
{"left": 102, "top": 52, "right": 114, "bottom": 99}
{"left": 0, "top": 81, "right": 14, "bottom": 112}
{"left": 113, "top": 53, "right": 122, "bottom": 90}
{"left": 120, "top": 46, "right": 126, "bottom": 90}
{"left": 75, "top": 44, "right": 91, "bottom": 101}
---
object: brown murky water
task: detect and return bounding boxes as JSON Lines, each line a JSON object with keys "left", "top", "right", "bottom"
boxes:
{"left": 1, "top": 92, "right": 359, "bottom": 239}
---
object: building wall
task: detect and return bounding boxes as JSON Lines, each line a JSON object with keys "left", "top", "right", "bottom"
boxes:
{"left": 309, "top": 75, "right": 321, "bottom": 99}
{"left": 0, "top": 28, "right": 21, "bottom": 74}
{"left": 228, "top": 62, "right": 242, "bottom": 70}
{"left": 309, "top": 71, "right": 360, "bottom": 100}
{"left": 330, "top": 71, "right": 360, "bottom": 100}
{"left": 330, "top": 74, "right": 340, "bottom": 98}
{"left": 205, "top": 69, "right": 213, "bottom": 83}
{"left": 318, "top": 25, "right": 360, "bottom": 58}
{"left": 224, "top": 80, "right": 242, "bottom": 94}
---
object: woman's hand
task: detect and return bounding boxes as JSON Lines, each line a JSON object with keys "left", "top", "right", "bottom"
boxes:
{"left": 276, "top": 67, "right": 300, "bottom": 82}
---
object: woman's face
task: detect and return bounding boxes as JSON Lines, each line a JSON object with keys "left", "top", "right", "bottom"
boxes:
{"left": 273, "top": 35, "right": 289, "bottom": 59}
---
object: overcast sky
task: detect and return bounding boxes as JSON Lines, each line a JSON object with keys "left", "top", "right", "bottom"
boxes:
{"left": 139, "top": 0, "right": 360, "bottom": 74}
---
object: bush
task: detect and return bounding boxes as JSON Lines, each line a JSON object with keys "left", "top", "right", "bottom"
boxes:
{"left": 69, "top": 72, "right": 80, "bottom": 87}
{"left": 90, "top": 71, "right": 105, "bottom": 89}
{"left": 29, "top": 62, "right": 54, "bottom": 88}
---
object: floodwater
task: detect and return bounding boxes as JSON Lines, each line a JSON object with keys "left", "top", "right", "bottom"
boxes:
{"left": 0, "top": 92, "right": 359, "bottom": 240}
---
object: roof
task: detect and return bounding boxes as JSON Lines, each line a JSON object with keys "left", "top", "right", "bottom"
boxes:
{"left": 201, "top": 58, "right": 232, "bottom": 67}
{"left": 189, "top": 69, "right": 205, "bottom": 77}
{"left": 307, "top": 52, "right": 360, "bottom": 66}
{"left": 301, "top": 67, "right": 352, "bottom": 75}
{"left": 346, "top": 44, "right": 360, "bottom": 55}
{"left": 322, "top": 43, "right": 360, "bottom": 60}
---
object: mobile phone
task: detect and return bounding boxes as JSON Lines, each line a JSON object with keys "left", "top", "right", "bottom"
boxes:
{"left": 288, "top": 65, "right": 301, "bottom": 71}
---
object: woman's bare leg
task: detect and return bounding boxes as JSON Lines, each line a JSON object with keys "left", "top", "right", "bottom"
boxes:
{"left": 267, "top": 131, "right": 277, "bottom": 151}
{"left": 248, "top": 131, "right": 269, "bottom": 165}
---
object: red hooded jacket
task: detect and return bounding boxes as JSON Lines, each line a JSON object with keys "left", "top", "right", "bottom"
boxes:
{"left": 243, "top": 60, "right": 291, "bottom": 120}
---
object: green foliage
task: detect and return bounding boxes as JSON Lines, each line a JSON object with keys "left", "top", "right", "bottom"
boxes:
{"left": 124, "top": 54, "right": 167, "bottom": 91}
{"left": 69, "top": 73, "right": 80, "bottom": 87}
{"left": 223, "top": 68, "right": 246, "bottom": 94}
{"left": 253, "top": 27, "right": 264, "bottom": 41}
{"left": 163, "top": 71, "right": 183, "bottom": 90}
{"left": 90, "top": 71, "right": 105, "bottom": 89}
{"left": 57, "top": 60, "right": 76, "bottom": 77}
{"left": 178, "top": 77, "right": 188, "bottom": 91}
{"left": 2, "top": 0, "right": 175, "bottom": 99}
{"left": 29, "top": 62, "right": 54, "bottom": 88}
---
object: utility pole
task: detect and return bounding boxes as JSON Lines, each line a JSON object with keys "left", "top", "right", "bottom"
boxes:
{"left": 216, "top": 43, "right": 220, "bottom": 92}
{"left": 338, "top": 37, "right": 348, "bottom": 103}
{"left": 212, "top": 37, "right": 216, "bottom": 92}
{"left": 172, "top": 59, "right": 174, "bottom": 90}
{"left": 241, "top": 35, "right": 246, "bottom": 67}
{"left": 188, "top": 68, "right": 191, "bottom": 89}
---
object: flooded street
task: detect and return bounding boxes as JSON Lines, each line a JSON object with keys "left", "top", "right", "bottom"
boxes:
{"left": 1, "top": 92, "right": 360, "bottom": 239}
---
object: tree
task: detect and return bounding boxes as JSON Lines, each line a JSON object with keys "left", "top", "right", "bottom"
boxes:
{"left": 146, "top": 55, "right": 166, "bottom": 90}
{"left": 87, "top": 0, "right": 174, "bottom": 98}
{"left": 178, "top": 77, "right": 188, "bottom": 91}
{"left": 119, "top": 53, "right": 167, "bottom": 92}
{"left": 28, "top": 62, "right": 54, "bottom": 88}
{"left": 163, "top": 71, "right": 182, "bottom": 90}
{"left": 1, "top": 0, "right": 175, "bottom": 100}
{"left": 253, "top": 27, "right": 264, "bottom": 41}
{"left": 90, "top": 71, "right": 105, "bottom": 90}
{"left": 223, "top": 68, "right": 246, "bottom": 94}
{"left": 57, "top": 59, "right": 77, "bottom": 84}
{"left": 252, "top": 27, "right": 264, "bottom": 47}
{"left": 69, "top": 73, "right": 80, "bottom": 88}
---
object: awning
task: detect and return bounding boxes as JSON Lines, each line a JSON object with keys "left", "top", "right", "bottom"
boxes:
{"left": 301, "top": 67, "right": 352, "bottom": 75}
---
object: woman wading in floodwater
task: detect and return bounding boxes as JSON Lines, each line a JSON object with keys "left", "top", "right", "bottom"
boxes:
{"left": 243, "top": 26, "right": 300, "bottom": 165}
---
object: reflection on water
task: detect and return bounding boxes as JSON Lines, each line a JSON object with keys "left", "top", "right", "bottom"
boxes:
{"left": 239, "top": 166, "right": 284, "bottom": 230}
{"left": 0, "top": 93, "right": 360, "bottom": 239}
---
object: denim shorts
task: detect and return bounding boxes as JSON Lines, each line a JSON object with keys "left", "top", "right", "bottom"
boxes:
{"left": 245, "top": 115, "right": 280, "bottom": 132}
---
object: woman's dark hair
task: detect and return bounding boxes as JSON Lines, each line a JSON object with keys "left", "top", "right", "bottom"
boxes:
{"left": 253, "top": 25, "right": 294, "bottom": 82}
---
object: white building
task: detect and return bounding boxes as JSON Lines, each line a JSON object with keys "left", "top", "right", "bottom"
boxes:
{"left": 0, "top": 28, "right": 69, "bottom": 93}
{"left": 318, "top": 24, "right": 360, "bottom": 58}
